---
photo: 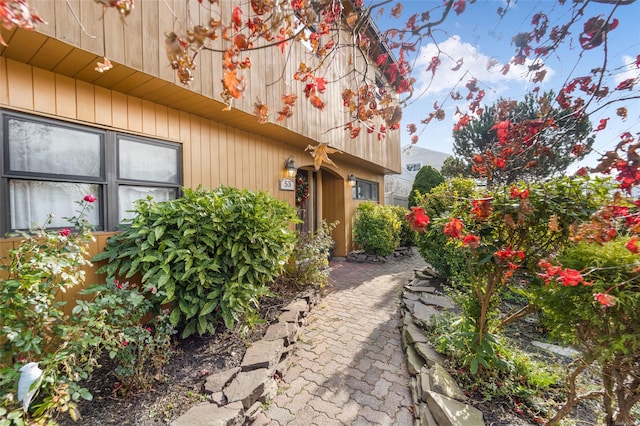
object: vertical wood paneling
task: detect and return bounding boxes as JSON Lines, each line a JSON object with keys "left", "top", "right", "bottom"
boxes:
{"left": 76, "top": 80, "right": 96, "bottom": 123}
{"left": 157, "top": 0, "right": 175, "bottom": 82}
{"left": 6, "top": 60, "right": 34, "bottom": 110}
{"left": 55, "top": 74, "right": 77, "bottom": 118}
{"left": 155, "top": 105, "right": 169, "bottom": 138}
{"left": 125, "top": 3, "right": 143, "bottom": 70}
{"left": 54, "top": 0, "right": 81, "bottom": 46}
{"left": 209, "top": 121, "right": 221, "bottom": 187}
{"left": 111, "top": 91, "right": 127, "bottom": 128}
{"left": 167, "top": 107, "right": 181, "bottom": 141}
{"left": 29, "top": 1, "right": 55, "bottom": 37}
{"left": 141, "top": 0, "right": 160, "bottom": 76}
{"left": 190, "top": 116, "right": 202, "bottom": 187}
{"left": 0, "top": 58, "right": 7, "bottom": 105}
{"left": 200, "top": 120, "right": 211, "bottom": 188}
{"left": 141, "top": 100, "right": 156, "bottom": 135}
{"left": 179, "top": 111, "right": 192, "bottom": 188}
{"left": 94, "top": 86, "right": 113, "bottom": 126}
{"left": 218, "top": 124, "right": 228, "bottom": 186}
{"left": 79, "top": 1, "right": 104, "bottom": 55}
{"left": 102, "top": 8, "right": 125, "bottom": 63}
{"left": 127, "top": 96, "right": 142, "bottom": 133}
{"left": 32, "top": 67, "right": 56, "bottom": 114}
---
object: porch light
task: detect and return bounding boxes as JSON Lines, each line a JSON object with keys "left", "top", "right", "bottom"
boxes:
{"left": 285, "top": 156, "right": 297, "bottom": 177}
{"left": 347, "top": 174, "right": 356, "bottom": 187}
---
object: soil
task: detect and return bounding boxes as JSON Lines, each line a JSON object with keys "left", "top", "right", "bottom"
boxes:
{"left": 60, "top": 273, "right": 604, "bottom": 426}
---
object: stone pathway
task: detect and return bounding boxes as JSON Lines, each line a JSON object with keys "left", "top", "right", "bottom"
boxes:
{"left": 252, "top": 254, "right": 428, "bottom": 425}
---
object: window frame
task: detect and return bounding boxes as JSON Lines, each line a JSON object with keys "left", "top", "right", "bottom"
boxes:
{"left": 352, "top": 178, "right": 380, "bottom": 202}
{"left": 1, "top": 110, "right": 182, "bottom": 233}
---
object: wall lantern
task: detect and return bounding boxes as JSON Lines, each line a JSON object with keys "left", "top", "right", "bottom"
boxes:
{"left": 347, "top": 174, "right": 357, "bottom": 187}
{"left": 285, "top": 156, "right": 297, "bottom": 177}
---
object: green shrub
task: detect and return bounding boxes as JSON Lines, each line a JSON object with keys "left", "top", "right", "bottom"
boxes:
{"left": 408, "top": 165, "right": 444, "bottom": 207}
{"left": 74, "top": 279, "right": 175, "bottom": 395}
{"left": 417, "top": 177, "right": 478, "bottom": 219}
{"left": 388, "top": 205, "right": 415, "bottom": 247}
{"left": 94, "top": 186, "right": 298, "bottom": 338}
{"left": 353, "top": 202, "right": 400, "bottom": 256}
{"left": 283, "top": 220, "right": 338, "bottom": 287}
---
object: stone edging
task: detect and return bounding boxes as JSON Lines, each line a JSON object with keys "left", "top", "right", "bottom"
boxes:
{"left": 400, "top": 267, "right": 486, "bottom": 426}
{"left": 171, "top": 289, "right": 321, "bottom": 426}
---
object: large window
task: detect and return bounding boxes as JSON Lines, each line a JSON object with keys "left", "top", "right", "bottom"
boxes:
{"left": 352, "top": 178, "right": 379, "bottom": 201}
{"left": 1, "top": 111, "right": 182, "bottom": 232}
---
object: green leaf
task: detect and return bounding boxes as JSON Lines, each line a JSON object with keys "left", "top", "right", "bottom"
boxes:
{"left": 182, "top": 320, "right": 197, "bottom": 338}
{"left": 169, "top": 308, "right": 182, "bottom": 326}
{"left": 199, "top": 300, "right": 217, "bottom": 317}
{"left": 470, "top": 357, "right": 479, "bottom": 374}
{"left": 79, "top": 388, "right": 93, "bottom": 401}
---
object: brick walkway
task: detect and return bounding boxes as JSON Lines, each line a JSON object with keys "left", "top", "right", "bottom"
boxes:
{"left": 252, "top": 253, "right": 428, "bottom": 425}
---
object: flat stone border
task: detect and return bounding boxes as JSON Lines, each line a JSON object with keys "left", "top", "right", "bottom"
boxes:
{"left": 400, "top": 267, "right": 486, "bottom": 426}
{"left": 347, "top": 246, "right": 415, "bottom": 263}
{"left": 171, "top": 289, "right": 321, "bottom": 426}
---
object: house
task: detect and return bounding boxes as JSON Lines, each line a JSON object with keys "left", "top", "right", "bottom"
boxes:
{"left": 385, "top": 145, "right": 451, "bottom": 207}
{"left": 0, "top": 1, "right": 402, "bottom": 296}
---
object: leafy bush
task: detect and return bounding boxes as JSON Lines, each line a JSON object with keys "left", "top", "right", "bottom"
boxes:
{"left": 74, "top": 279, "right": 175, "bottom": 395}
{"left": 408, "top": 165, "right": 444, "bottom": 207}
{"left": 353, "top": 202, "right": 400, "bottom": 256}
{"left": 528, "top": 238, "right": 640, "bottom": 425}
{"left": 283, "top": 220, "right": 338, "bottom": 287}
{"left": 388, "top": 205, "right": 415, "bottom": 247}
{"left": 416, "top": 177, "right": 478, "bottom": 219}
{"left": 94, "top": 186, "right": 298, "bottom": 338}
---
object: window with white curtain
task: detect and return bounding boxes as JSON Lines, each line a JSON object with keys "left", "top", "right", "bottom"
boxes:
{"left": 352, "top": 178, "right": 379, "bottom": 201}
{"left": 2, "top": 111, "right": 182, "bottom": 232}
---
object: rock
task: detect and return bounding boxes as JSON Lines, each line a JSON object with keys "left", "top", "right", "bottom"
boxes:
{"left": 419, "top": 401, "right": 438, "bottom": 426}
{"left": 410, "top": 377, "right": 420, "bottom": 414}
{"left": 241, "top": 340, "right": 284, "bottom": 372}
{"left": 420, "top": 294, "right": 456, "bottom": 310}
{"left": 203, "top": 367, "right": 241, "bottom": 394}
{"left": 282, "top": 299, "right": 309, "bottom": 314}
{"left": 406, "top": 345, "right": 426, "bottom": 375}
{"left": 403, "top": 291, "right": 421, "bottom": 301}
{"left": 223, "top": 368, "right": 270, "bottom": 409}
{"left": 530, "top": 341, "right": 580, "bottom": 358}
{"left": 419, "top": 367, "right": 431, "bottom": 401}
{"left": 171, "top": 401, "right": 244, "bottom": 426}
{"left": 245, "top": 401, "right": 262, "bottom": 422}
{"left": 412, "top": 303, "right": 440, "bottom": 327}
{"left": 278, "top": 310, "right": 300, "bottom": 324}
{"left": 263, "top": 322, "right": 291, "bottom": 342}
{"left": 409, "top": 286, "right": 436, "bottom": 294}
{"left": 404, "top": 322, "right": 429, "bottom": 345}
{"left": 426, "top": 391, "right": 484, "bottom": 426}
{"left": 415, "top": 342, "right": 445, "bottom": 367}
{"left": 210, "top": 391, "right": 226, "bottom": 406}
{"left": 260, "top": 377, "right": 278, "bottom": 402}
{"left": 429, "top": 364, "right": 465, "bottom": 401}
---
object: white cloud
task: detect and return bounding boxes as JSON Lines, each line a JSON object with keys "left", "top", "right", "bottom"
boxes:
{"left": 615, "top": 55, "right": 640, "bottom": 84}
{"left": 409, "top": 36, "right": 554, "bottom": 101}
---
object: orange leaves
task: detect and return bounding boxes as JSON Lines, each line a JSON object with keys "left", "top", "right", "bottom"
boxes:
{"left": 294, "top": 63, "right": 326, "bottom": 110}
{"left": 95, "top": 57, "right": 113, "bottom": 73}
{"left": 305, "top": 143, "right": 342, "bottom": 171}
{"left": 166, "top": 32, "right": 196, "bottom": 85}
{"left": 253, "top": 99, "right": 269, "bottom": 124}
{"left": 0, "top": 0, "right": 46, "bottom": 46}
{"left": 277, "top": 94, "right": 297, "bottom": 122}
{"left": 231, "top": 6, "right": 243, "bottom": 29}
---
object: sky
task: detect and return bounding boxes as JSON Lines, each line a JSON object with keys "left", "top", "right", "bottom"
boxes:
{"left": 371, "top": 0, "right": 640, "bottom": 172}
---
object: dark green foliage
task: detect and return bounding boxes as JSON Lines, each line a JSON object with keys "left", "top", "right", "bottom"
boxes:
{"left": 441, "top": 156, "right": 471, "bottom": 179}
{"left": 353, "top": 202, "right": 400, "bottom": 256}
{"left": 452, "top": 91, "right": 594, "bottom": 184}
{"left": 388, "top": 205, "right": 415, "bottom": 247}
{"left": 283, "top": 220, "right": 338, "bottom": 288}
{"left": 94, "top": 186, "right": 298, "bottom": 338}
{"left": 408, "top": 166, "right": 445, "bottom": 207}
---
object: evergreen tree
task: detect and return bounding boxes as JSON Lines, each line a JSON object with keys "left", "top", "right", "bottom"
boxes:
{"left": 408, "top": 166, "right": 444, "bottom": 207}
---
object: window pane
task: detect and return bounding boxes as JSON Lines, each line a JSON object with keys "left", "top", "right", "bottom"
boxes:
{"left": 8, "top": 118, "right": 102, "bottom": 177}
{"left": 118, "top": 186, "right": 176, "bottom": 222}
{"left": 119, "top": 139, "right": 178, "bottom": 183}
{"left": 10, "top": 180, "right": 100, "bottom": 230}
{"left": 372, "top": 184, "right": 379, "bottom": 201}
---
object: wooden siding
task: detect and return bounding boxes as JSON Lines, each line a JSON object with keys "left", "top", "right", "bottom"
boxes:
{"left": 1, "top": 1, "right": 401, "bottom": 173}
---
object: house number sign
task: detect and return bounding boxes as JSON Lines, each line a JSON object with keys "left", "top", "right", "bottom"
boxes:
{"left": 279, "top": 178, "right": 295, "bottom": 191}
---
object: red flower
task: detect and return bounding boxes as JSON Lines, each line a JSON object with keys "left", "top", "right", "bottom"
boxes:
{"left": 461, "top": 234, "right": 480, "bottom": 248}
{"left": 495, "top": 247, "right": 524, "bottom": 262}
{"left": 510, "top": 186, "right": 530, "bottom": 199}
{"left": 470, "top": 199, "right": 493, "bottom": 220}
{"left": 406, "top": 207, "right": 430, "bottom": 233}
{"left": 84, "top": 194, "right": 97, "bottom": 203}
{"left": 626, "top": 237, "right": 639, "bottom": 254}
{"left": 59, "top": 228, "right": 70, "bottom": 237}
{"left": 443, "top": 218, "right": 464, "bottom": 239}
{"left": 594, "top": 292, "right": 617, "bottom": 307}
{"left": 558, "top": 268, "right": 585, "bottom": 286}
{"left": 122, "top": 340, "right": 128, "bottom": 346}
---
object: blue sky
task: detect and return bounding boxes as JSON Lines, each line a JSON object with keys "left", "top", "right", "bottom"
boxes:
{"left": 372, "top": 0, "right": 640, "bottom": 172}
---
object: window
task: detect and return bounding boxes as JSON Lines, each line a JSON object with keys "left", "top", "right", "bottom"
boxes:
{"left": 352, "top": 178, "right": 379, "bottom": 201}
{"left": 406, "top": 162, "right": 422, "bottom": 172}
{"left": 2, "top": 111, "right": 182, "bottom": 232}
